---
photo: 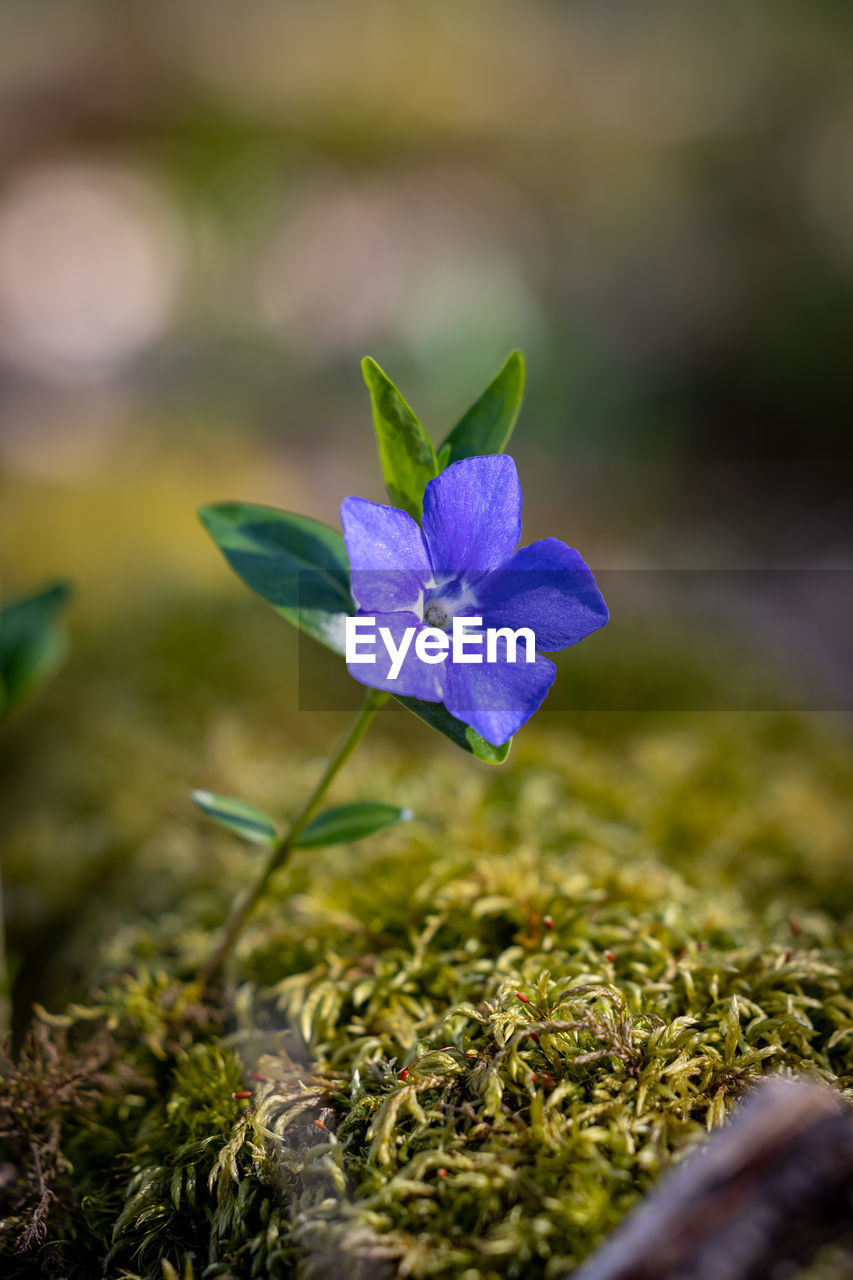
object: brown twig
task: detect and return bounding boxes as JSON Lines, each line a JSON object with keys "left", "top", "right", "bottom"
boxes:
{"left": 570, "top": 1077, "right": 853, "bottom": 1280}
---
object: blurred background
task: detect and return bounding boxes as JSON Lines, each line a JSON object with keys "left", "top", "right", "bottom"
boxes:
{"left": 1, "top": 0, "right": 853, "bottom": 1020}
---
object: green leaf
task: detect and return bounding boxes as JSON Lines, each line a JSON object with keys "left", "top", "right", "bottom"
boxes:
{"left": 198, "top": 503, "right": 354, "bottom": 654}
{"left": 191, "top": 790, "right": 279, "bottom": 846}
{"left": 295, "top": 801, "right": 412, "bottom": 849}
{"left": 393, "top": 695, "right": 512, "bottom": 764}
{"left": 362, "top": 357, "right": 438, "bottom": 519}
{"left": 438, "top": 350, "right": 525, "bottom": 467}
{"left": 0, "top": 581, "right": 72, "bottom": 719}
{"left": 436, "top": 442, "right": 452, "bottom": 470}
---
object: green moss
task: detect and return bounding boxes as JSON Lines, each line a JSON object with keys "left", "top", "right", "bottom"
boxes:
{"left": 3, "top": 562, "right": 853, "bottom": 1277}
{"left": 5, "top": 711, "right": 853, "bottom": 1278}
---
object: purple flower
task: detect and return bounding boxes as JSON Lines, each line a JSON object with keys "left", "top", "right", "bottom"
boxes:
{"left": 340, "top": 455, "right": 608, "bottom": 745}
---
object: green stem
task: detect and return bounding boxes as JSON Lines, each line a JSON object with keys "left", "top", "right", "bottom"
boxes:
{"left": 199, "top": 688, "right": 389, "bottom": 990}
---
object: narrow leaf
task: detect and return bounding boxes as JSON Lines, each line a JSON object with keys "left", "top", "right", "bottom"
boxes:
{"left": 436, "top": 442, "right": 452, "bottom": 470}
{"left": 393, "top": 695, "right": 512, "bottom": 764}
{"left": 191, "top": 790, "right": 279, "bottom": 847}
{"left": 295, "top": 801, "right": 412, "bottom": 849}
{"left": 438, "top": 350, "right": 525, "bottom": 467}
{"left": 199, "top": 503, "right": 354, "bottom": 654}
{"left": 362, "top": 357, "right": 437, "bottom": 519}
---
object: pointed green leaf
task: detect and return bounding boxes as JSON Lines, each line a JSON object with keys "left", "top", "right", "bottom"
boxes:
{"left": 199, "top": 503, "right": 354, "bottom": 654}
{"left": 393, "top": 694, "right": 512, "bottom": 764}
{"left": 191, "top": 790, "right": 279, "bottom": 846}
{"left": 295, "top": 801, "right": 412, "bottom": 849}
{"left": 362, "top": 357, "right": 438, "bottom": 519}
{"left": 0, "top": 581, "right": 72, "bottom": 718}
{"left": 438, "top": 350, "right": 525, "bottom": 467}
{"left": 436, "top": 442, "right": 452, "bottom": 470}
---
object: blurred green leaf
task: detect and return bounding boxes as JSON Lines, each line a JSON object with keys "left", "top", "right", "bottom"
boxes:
{"left": 295, "top": 801, "right": 412, "bottom": 848}
{"left": 199, "top": 503, "right": 354, "bottom": 654}
{"left": 0, "top": 581, "right": 72, "bottom": 720}
{"left": 438, "top": 350, "right": 525, "bottom": 467}
{"left": 393, "top": 695, "right": 512, "bottom": 764}
{"left": 191, "top": 790, "right": 278, "bottom": 846}
{"left": 362, "top": 357, "right": 437, "bottom": 520}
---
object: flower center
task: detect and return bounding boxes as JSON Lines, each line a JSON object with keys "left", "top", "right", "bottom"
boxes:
{"left": 424, "top": 599, "right": 452, "bottom": 629}
{"left": 423, "top": 578, "right": 480, "bottom": 631}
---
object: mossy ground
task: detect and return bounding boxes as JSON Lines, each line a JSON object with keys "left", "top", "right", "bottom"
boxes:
{"left": 2, "top": 465, "right": 853, "bottom": 1277}
{"left": 3, "top": 629, "right": 853, "bottom": 1277}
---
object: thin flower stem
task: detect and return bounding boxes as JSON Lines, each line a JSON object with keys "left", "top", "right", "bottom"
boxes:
{"left": 199, "top": 688, "right": 390, "bottom": 991}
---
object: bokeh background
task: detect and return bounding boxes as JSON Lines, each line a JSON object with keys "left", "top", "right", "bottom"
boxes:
{"left": 2, "top": 1, "right": 853, "bottom": 1025}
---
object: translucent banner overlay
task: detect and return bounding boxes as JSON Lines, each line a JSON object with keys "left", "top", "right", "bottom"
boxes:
{"left": 296, "top": 569, "right": 853, "bottom": 712}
